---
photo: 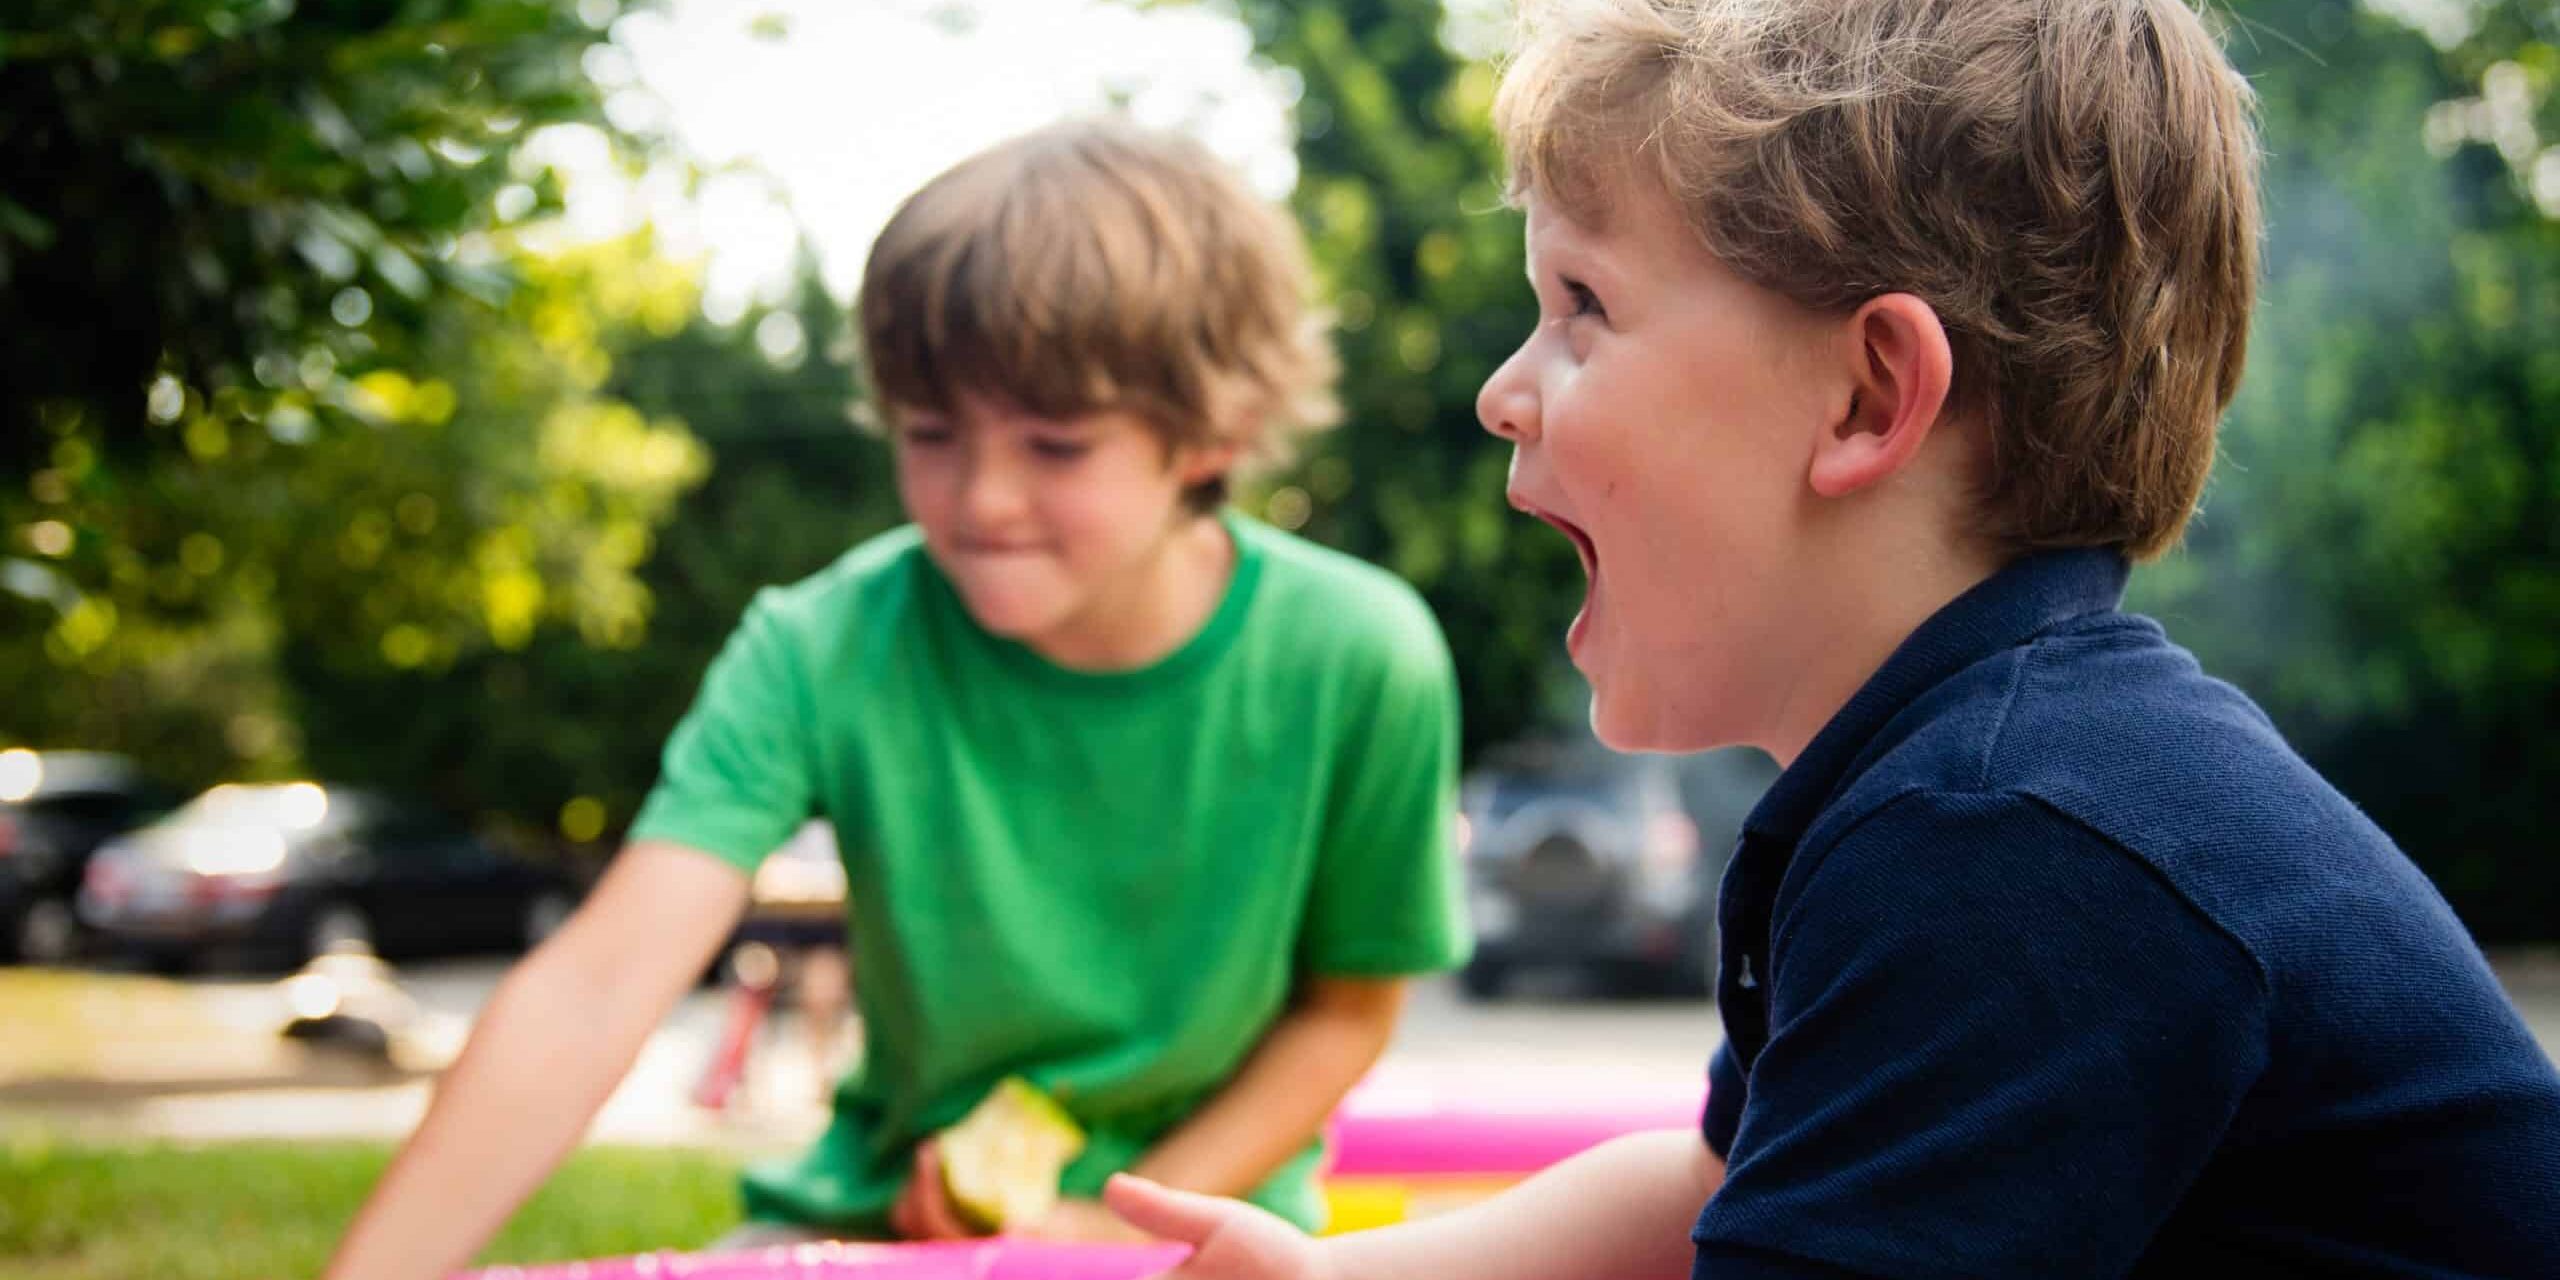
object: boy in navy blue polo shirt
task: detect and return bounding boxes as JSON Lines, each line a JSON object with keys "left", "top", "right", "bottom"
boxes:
{"left": 1105, "top": 1, "right": 2560, "bottom": 1276}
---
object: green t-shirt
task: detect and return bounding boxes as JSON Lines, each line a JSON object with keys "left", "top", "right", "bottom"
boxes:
{"left": 628, "top": 512, "right": 1470, "bottom": 1234}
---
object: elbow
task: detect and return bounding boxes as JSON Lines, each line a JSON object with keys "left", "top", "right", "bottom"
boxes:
{"left": 1298, "top": 982, "right": 1407, "bottom": 1064}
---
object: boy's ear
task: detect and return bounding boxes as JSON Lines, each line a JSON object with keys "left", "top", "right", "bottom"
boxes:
{"left": 1807, "top": 293, "right": 1955, "bottom": 500}
{"left": 1175, "top": 437, "right": 1244, "bottom": 487}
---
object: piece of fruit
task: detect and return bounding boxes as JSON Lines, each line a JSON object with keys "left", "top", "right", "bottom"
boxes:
{"left": 939, "top": 1076, "right": 1087, "bottom": 1231}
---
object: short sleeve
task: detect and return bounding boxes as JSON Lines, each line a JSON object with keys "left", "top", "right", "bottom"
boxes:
{"left": 1695, "top": 790, "right": 2270, "bottom": 1278}
{"left": 1296, "top": 606, "right": 1471, "bottom": 977}
{"left": 626, "top": 590, "right": 819, "bottom": 873}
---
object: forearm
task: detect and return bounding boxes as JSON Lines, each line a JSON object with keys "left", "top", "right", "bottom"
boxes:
{"left": 321, "top": 941, "right": 674, "bottom": 1279}
{"left": 1132, "top": 982, "right": 1402, "bottom": 1197}
{"left": 324, "top": 841, "right": 744, "bottom": 1280}
{"left": 1322, "top": 1129, "right": 1721, "bottom": 1280}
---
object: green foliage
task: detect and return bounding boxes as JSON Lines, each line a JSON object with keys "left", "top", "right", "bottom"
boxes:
{"left": 285, "top": 250, "right": 900, "bottom": 844}
{"left": 0, "top": 0, "right": 623, "bottom": 470}
{"left": 0, "top": 1135, "right": 742, "bottom": 1278}
{"left": 2, "top": 229, "right": 708, "bottom": 807}
{"left": 0, "top": 1, "right": 715, "bottom": 824}
{"left": 1233, "top": 0, "right": 2560, "bottom": 935}
{"left": 589, "top": 250, "right": 905, "bottom": 833}
{"left": 2129, "top": 0, "right": 2560, "bottom": 937}
{"left": 5, "top": 0, "right": 2559, "bottom": 935}
{"left": 1234, "top": 0, "right": 1577, "bottom": 758}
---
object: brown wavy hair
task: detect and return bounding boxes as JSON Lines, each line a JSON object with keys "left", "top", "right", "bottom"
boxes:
{"left": 1496, "top": 0, "right": 2263, "bottom": 559}
{"left": 858, "top": 118, "right": 1340, "bottom": 511}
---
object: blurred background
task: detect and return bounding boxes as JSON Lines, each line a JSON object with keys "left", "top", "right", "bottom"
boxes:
{"left": 1, "top": 0, "right": 2555, "bottom": 1275}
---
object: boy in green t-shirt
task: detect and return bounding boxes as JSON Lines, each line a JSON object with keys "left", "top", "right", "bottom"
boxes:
{"left": 324, "top": 120, "right": 1470, "bottom": 1278}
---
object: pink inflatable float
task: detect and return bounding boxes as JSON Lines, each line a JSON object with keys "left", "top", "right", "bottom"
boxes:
{"left": 459, "top": 1240, "right": 1190, "bottom": 1280}
{"left": 1319, "top": 1073, "right": 1705, "bottom": 1230}
{"left": 454, "top": 1074, "right": 1705, "bottom": 1276}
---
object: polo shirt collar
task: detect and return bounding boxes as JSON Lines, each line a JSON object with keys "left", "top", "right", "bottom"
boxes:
{"left": 1743, "top": 548, "right": 2131, "bottom": 841}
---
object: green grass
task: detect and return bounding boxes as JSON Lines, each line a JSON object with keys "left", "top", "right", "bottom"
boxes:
{"left": 0, "top": 1133, "right": 747, "bottom": 1279}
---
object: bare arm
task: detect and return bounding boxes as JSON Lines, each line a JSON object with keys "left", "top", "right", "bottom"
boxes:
{"left": 1137, "top": 974, "right": 1407, "bottom": 1195}
{"left": 1325, "top": 1129, "right": 1719, "bottom": 1280}
{"left": 321, "top": 841, "right": 751, "bottom": 1280}
{"left": 1108, "top": 1128, "right": 1723, "bottom": 1280}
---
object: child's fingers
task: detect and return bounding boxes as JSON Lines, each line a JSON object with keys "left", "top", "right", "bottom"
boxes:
{"left": 888, "top": 1151, "right": 933, "bottom": 1241}
{"left": 909, "top": 1140, "right": 976, "bottom": 1240}
{"left": 1102, "top": 1173, "right": 1235, "bottom": 1246}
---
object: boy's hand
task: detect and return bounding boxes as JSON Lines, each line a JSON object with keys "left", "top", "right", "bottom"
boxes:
{"left": 1104, "top": 1174, "right": 1330, "bottom": 1280}
{"left": 1020, "top": 1196, "right": 1157, "bottom": 1244}
{"left": 890, "top": 1139, "right": 979, "bottom": 1241}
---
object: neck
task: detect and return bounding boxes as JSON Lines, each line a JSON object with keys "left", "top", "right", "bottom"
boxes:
{"left": 1757, "top": 533, "right": 2005, "bottom": 768}
{"left": 1024, "top": 513, "right": 1235, "bottom": 672}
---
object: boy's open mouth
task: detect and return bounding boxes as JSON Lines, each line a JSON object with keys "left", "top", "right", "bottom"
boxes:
{"left": 1515, "top": 499, "right": 1598, "bottom": 582}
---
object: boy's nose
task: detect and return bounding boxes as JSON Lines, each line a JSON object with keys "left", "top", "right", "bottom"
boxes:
{"left": 959, "top": 451, "right": 1030, "bottom": 526}
{"left": 1476, "top": 350, "right": 1540, "bottom": 443}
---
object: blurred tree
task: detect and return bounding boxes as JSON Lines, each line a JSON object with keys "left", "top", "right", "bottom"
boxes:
{"left": 1229, "top": 0, "right": 1575, "bottom": 760}
{"left": 574, "top": 248, "right": 902, "bottom": 843}
{"left": 1227, "top": 0, "right": 2560, "bottom": 935}
{"left": 2133, "top": 0, "right": 2560, "bottom": 938}
{"left": 271, "top": 234, "right": 707, "bottom": 825}
{"left": 11, "top": 0, "right": 2557, "bottom": 931}
{"left": 0, "top": 0, "right": 622, "bottom": 473}
{"left": 0, "top": 1, "right": 716, "bottom": 820}
{"left": 287, "top": 245, "right": 902, "bottom": 847}
{"left": 2, "top": 229, "right": 707, "bottom": 804}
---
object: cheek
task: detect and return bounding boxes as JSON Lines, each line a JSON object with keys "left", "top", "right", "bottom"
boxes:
{"left": 1039, "top": 466, "right": 1162, "bottom": 551}
{"left": 892, "top": 453, "right": 941, "bottom": 516}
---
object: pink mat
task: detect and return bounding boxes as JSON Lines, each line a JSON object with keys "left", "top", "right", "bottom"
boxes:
{"left": 457, "top": 1078, "right": 1707, "bottom": 1276}
{"left": 1326, "top": 1078, "right": 1706, "bottom": 1177}
{"left": 458, "top": 1241, "right": 1192, "bottom": 1280}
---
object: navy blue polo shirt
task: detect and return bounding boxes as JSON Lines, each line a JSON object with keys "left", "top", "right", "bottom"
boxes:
{"left": 1694, "top": 549, "right": 2560, "bottom": 1278}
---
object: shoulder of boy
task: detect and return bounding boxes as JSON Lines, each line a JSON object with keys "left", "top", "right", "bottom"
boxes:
{"left": 733, "top": 526, "right": 934, "bottom": 649}
{"left": 1260, "top": 532, "right": 1449, "bottom": 658}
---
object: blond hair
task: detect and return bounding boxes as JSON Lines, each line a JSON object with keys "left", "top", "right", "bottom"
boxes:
{"left": 857, "top": 119, "right": 1339, "bottom": 509}
{"left": 1496, "top": 0, "right": 2262, "bottom": 559}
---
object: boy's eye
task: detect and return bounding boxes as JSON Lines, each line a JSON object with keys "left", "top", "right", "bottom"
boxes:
{"left": 900, "top": 423, "right": 954, "bottom": 448}
{"left": 1030, "top": 438, "right": 1091, "bottom": 462}
{"left": 1563, "top": 277, "right": 1607, "bottom": 322}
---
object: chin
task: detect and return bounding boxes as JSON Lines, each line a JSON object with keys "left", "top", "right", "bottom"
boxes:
{"left": 1589, "top": 687, "right": 1727, "bottom": 755}
{"left": 954, "top": 591, "right": 1073, "bottom": 641}
{"left": 1588, "top": 691, "right": 1669, "bottom": 753}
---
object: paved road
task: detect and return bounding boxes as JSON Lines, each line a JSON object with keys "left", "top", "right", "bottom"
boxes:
{"left": 9, "top": 951, "right": 2556, "bottom": 1148}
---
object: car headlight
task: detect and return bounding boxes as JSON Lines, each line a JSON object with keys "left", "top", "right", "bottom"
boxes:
{"left": 184, "top": 828, "right": 289, "bottom": 877}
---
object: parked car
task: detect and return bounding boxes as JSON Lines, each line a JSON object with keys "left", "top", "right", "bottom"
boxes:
{"left": 738, "top": 819, "right": 848, "bottom": 951}
{"left": 1456, "top": 741, "right": 1777, "bottom": 999}
{"left": 0, "top": 749, "right": 180, "bottom": 964}
{"left": 78, "top": 782, "right": 582, "bottom": 971}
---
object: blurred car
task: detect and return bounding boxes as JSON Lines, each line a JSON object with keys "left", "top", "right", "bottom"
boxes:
{"left": 78, "top": 782, "right": 582, "bottom": 971}
{"left": 739, "top": 819, "right": 848, "bottom": 950}
{"left": 0, "top": 749, "right": 180, "bottom": 964}
{"left": 1456, "top": 742, "right": 1776, "bottom": 999}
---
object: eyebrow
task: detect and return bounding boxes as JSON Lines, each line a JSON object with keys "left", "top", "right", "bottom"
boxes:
{"left": 1522, "top": 234, "right": 1570, "bottom": 288}
{"left": 1529, "top": 238, "right": 1603, "bottom": 290}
